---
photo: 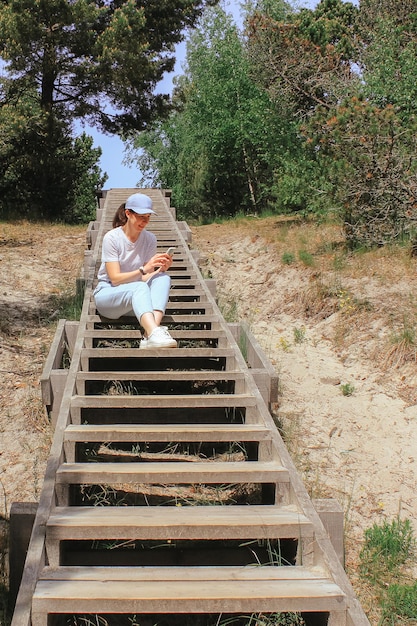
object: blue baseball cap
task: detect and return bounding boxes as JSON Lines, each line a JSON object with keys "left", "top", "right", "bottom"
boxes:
{"left": 125, "top": 193, "right": 156, "bottom": 215}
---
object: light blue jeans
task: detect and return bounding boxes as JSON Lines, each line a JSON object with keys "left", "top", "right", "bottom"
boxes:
{"left": 93, "top": 273, "right": 171, "bottom": 322}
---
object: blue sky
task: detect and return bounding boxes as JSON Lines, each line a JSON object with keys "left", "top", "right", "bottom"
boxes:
{"left": 85, "top": 0, "right": 323, "bottom": 189}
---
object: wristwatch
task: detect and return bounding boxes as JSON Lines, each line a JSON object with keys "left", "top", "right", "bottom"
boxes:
{"left": 139, "top": 266, "right": 146, "bottom": 275}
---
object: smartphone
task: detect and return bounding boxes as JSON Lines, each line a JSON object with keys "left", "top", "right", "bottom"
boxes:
{"left": 166, "top": 247, "right": 176, "bottom": 256}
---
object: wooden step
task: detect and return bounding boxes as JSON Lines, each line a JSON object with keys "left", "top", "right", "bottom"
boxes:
{"left": 70, "top": 394, "right": 257, "bottom": 409}
{"left": 165, "top": 272, "right": 197, "bottom": 278}
{"left": 87, "top": 313, "right": 220, "bottom": 324}
{"left": 170, "top": 279, "right": 202, "bottom": 287}
{"left": 56, "top": 460, "right": 290, "bottom": 485}
{"left": 83, "top": 330, "right": 225, "bottom": 341}
{"left": 45, "top": 504, "right": 314, "bottom": 567}
{"left": 75, "top": 370, "right": 247, "bottom": 395}
{"left": 165, "top": 301, "right": 215, "bottom": 311}
{"left": 81, "top": 347, "right": 236, "bottom": 359}
{"left": 64, "top": 423, "right": 270, "bottom": 443}
{"left": 46, "top": 504, "right": 313, "bottom": 541}
{"left": 76, "top": 370, "right": 245, "bottom": 383}
{"left": 32, "top": 565, "right": 347, "bottom": 619}
{"left": 88, "top": 301, "right": 216, "bottom": 312}
{"left": 165, "top": 287, "right": 206, "bottom": 296}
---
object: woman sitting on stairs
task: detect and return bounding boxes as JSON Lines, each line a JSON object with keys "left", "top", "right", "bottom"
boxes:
{"left": 93, "top": 192, "right": 177, "bottom": 349}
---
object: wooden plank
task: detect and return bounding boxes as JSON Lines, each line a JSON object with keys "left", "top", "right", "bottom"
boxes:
{"left": 56, "top": 461, "right": 290, "bottom": 484}
{"left": 70, "top": 393, "right": 257, "bottom": 408}
{"left": 83, "top": 330, "right": 143, "bottom": 339}
{"left": 74, "top": 371, "right": 247, "bottom": 395}
{"left": 46, "top": 505, "right": 314, "bottom": 540}
{"left": 76, "top": 370, "right": 244, "bottom": 382}
{"left": 314, "top": 499, "right": 345, "bottom": 566}
{"left": 39, "top": 564, "right": 329, "bottom": 581}
{"left": 32, "top": 577, "right": 346, "bottom": 615}
{"left": 64, "top": 423, "right": 270, "bottom": 443}
{"left": 165, "top": 301, "right": 214, "bottom": 309}
{"left": 86, "top": 314, "right": 220, "bottom": 324}
{"left": 41, "top": 319, "right": 67, "bottom": 374}
{"left": 75, "top": 369, "right": 247, "bottom": 394}
{"left": 84, "top": 330, "right": 226, "bottom": 341}
{"left": 81, "top": 347, "right": 235, "bottom": 358}
{"left": 164, "top": 287, "right": 207, "bottom": 295}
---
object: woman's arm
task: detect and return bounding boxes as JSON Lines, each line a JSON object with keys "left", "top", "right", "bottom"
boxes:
{"left": 106, "top": 252, "right": 173, "bottom": 287}
{"left": 105, "top": 261, "right": 142, "bottom": 286}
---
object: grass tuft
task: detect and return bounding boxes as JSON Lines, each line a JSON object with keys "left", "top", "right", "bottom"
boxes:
{"left": 359, "top": 518, "right": 415, "bottom": 583}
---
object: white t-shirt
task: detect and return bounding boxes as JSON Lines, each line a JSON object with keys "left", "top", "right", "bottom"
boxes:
{"left": 97, "top": 226, "right": 157, "bottom": 284}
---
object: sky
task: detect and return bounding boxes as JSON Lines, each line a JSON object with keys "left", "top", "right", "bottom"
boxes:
{"left": 86, "top": 0, "right": 322, "bottom": 190}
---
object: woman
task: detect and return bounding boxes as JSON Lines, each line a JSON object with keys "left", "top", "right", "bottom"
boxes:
{"left": 93, "top": 193, "right": 177, "bottom": 348}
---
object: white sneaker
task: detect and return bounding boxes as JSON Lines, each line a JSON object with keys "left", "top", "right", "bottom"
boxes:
{"left": 139, "top": 336, "right": 148, "bottom": 349}
{"left": 140, "top": 326, "right": 177, "bottom": 349}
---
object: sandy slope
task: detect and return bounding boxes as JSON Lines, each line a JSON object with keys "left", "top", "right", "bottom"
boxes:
{"left": 191, "top": 220, "right": 417, "bottom": 569}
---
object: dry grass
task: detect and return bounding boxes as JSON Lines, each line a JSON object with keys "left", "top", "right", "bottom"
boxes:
{"left": 0, "top": 220, "right": 86, "bottom": 622}
{"left": 195, "top": 214, "right": 417, "bottom": 364}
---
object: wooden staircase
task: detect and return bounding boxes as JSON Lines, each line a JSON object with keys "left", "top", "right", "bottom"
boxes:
{"left": 12, "top": 188, "right": 370, "bottom": 626}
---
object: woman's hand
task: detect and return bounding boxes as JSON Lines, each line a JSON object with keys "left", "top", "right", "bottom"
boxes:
{"left": 141, "top": 266, "right": 161, "bottom": 282}
{"left": 145, "top": 253, "right": 173, "bottom": 273}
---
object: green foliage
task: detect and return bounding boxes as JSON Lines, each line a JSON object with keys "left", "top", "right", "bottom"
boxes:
{"left": 272, "top": 157, "right": 333, "bottom": 217}
{"left": 341, "top": 382, "right": 354, "bottom": 396}
{"left": 0, "top": 0, "right": 217, "bottom": 222}
{"left": 219, "top": 296, "right": 240, "bottom": 323}
{"left": 359, "top": 518, "right": 415, "bottom": 583}
{"left": 281, "top": 252, "right": 295, "bottom": 265}
{"left": 130, "top": 0, "right": 416, "bottom": 242}
{"left": 0, "top": 0, "right": 215, "bottom": 133}
{"left": 46, "top": 282, "right": 85, "bottom": 322}
{"left": 64, "top": 133, "right": 107, "bottom": 224}
{"left": 360, "top": 517, "right": 417, "bottom": 624}
{"left": 127, "top": 5, "right": 287, "bottom": 221}
{"left": 358, "top": 0, "right": 417, "bottom": 118}
{"left": 129, "top": 0, "right": 365, "bottom": 222}
{"left": 362, "top": 20, "right": 417, "bottom": 120}
{"left": 247, "top": 0, "right": 360, "bottom": 117}
{"left": 380, "top": 581, "right": 417, "bottom": 624}
{"left": 0, "top": 93, "right": 106, "bottom": 222}
{"left": 304, "top": 97, "right": 417, "bottom": 248}
{"left": 297, "top": 250, "right": 314, "bottom": 267}
{"left": 293, "top": 326, "right": 306, "bottom": 344}
{"left": 391, "top": 318, "right": 417, "bottom": 350}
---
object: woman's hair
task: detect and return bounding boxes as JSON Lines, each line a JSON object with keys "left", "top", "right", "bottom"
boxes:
{"left": 113, "top": 203, "right": 128, "bottom": 228}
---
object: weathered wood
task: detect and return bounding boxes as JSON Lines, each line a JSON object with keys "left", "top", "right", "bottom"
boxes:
{"left": 45, "top": 505, "right": 314, "bottom": 566}
{"left": 75, "top": 369, "right": 244, "bottom": 381}
{"left": 83, "top": 329, "right": 224, "bottom": 340}
{"left": 64, "top": 423, "right": 270, "bottom": 442}
{"left": 56, "top": 460, "right": 290, "bottom": 485}
{"left": 229, "top": 322, "right": 279, "bottom": 407}
{"left": 40, "top": 320, "right": 79, "bottom": 424}
{"left": 8, "top": 503, "right": 38, "bottom": 613}
{"left": 38, "top": 564, "right": 332, "bottom": 581}
{"left": 314, "top": 498, "right": 345, "bottom": 566}
{"left": 81, "top": 347, "right": 235, "bottom": 358}
{"left": 32, "top": 574, "right": 346, "bottom": 618}
{"left": 70, "top": 393, "right": 257, "bottom": 408}
{"left": 87, "top": 313, "right": 220, "bottom": 324}
{"left": 46, "top": 504, "right": 312, "bottom": 538}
